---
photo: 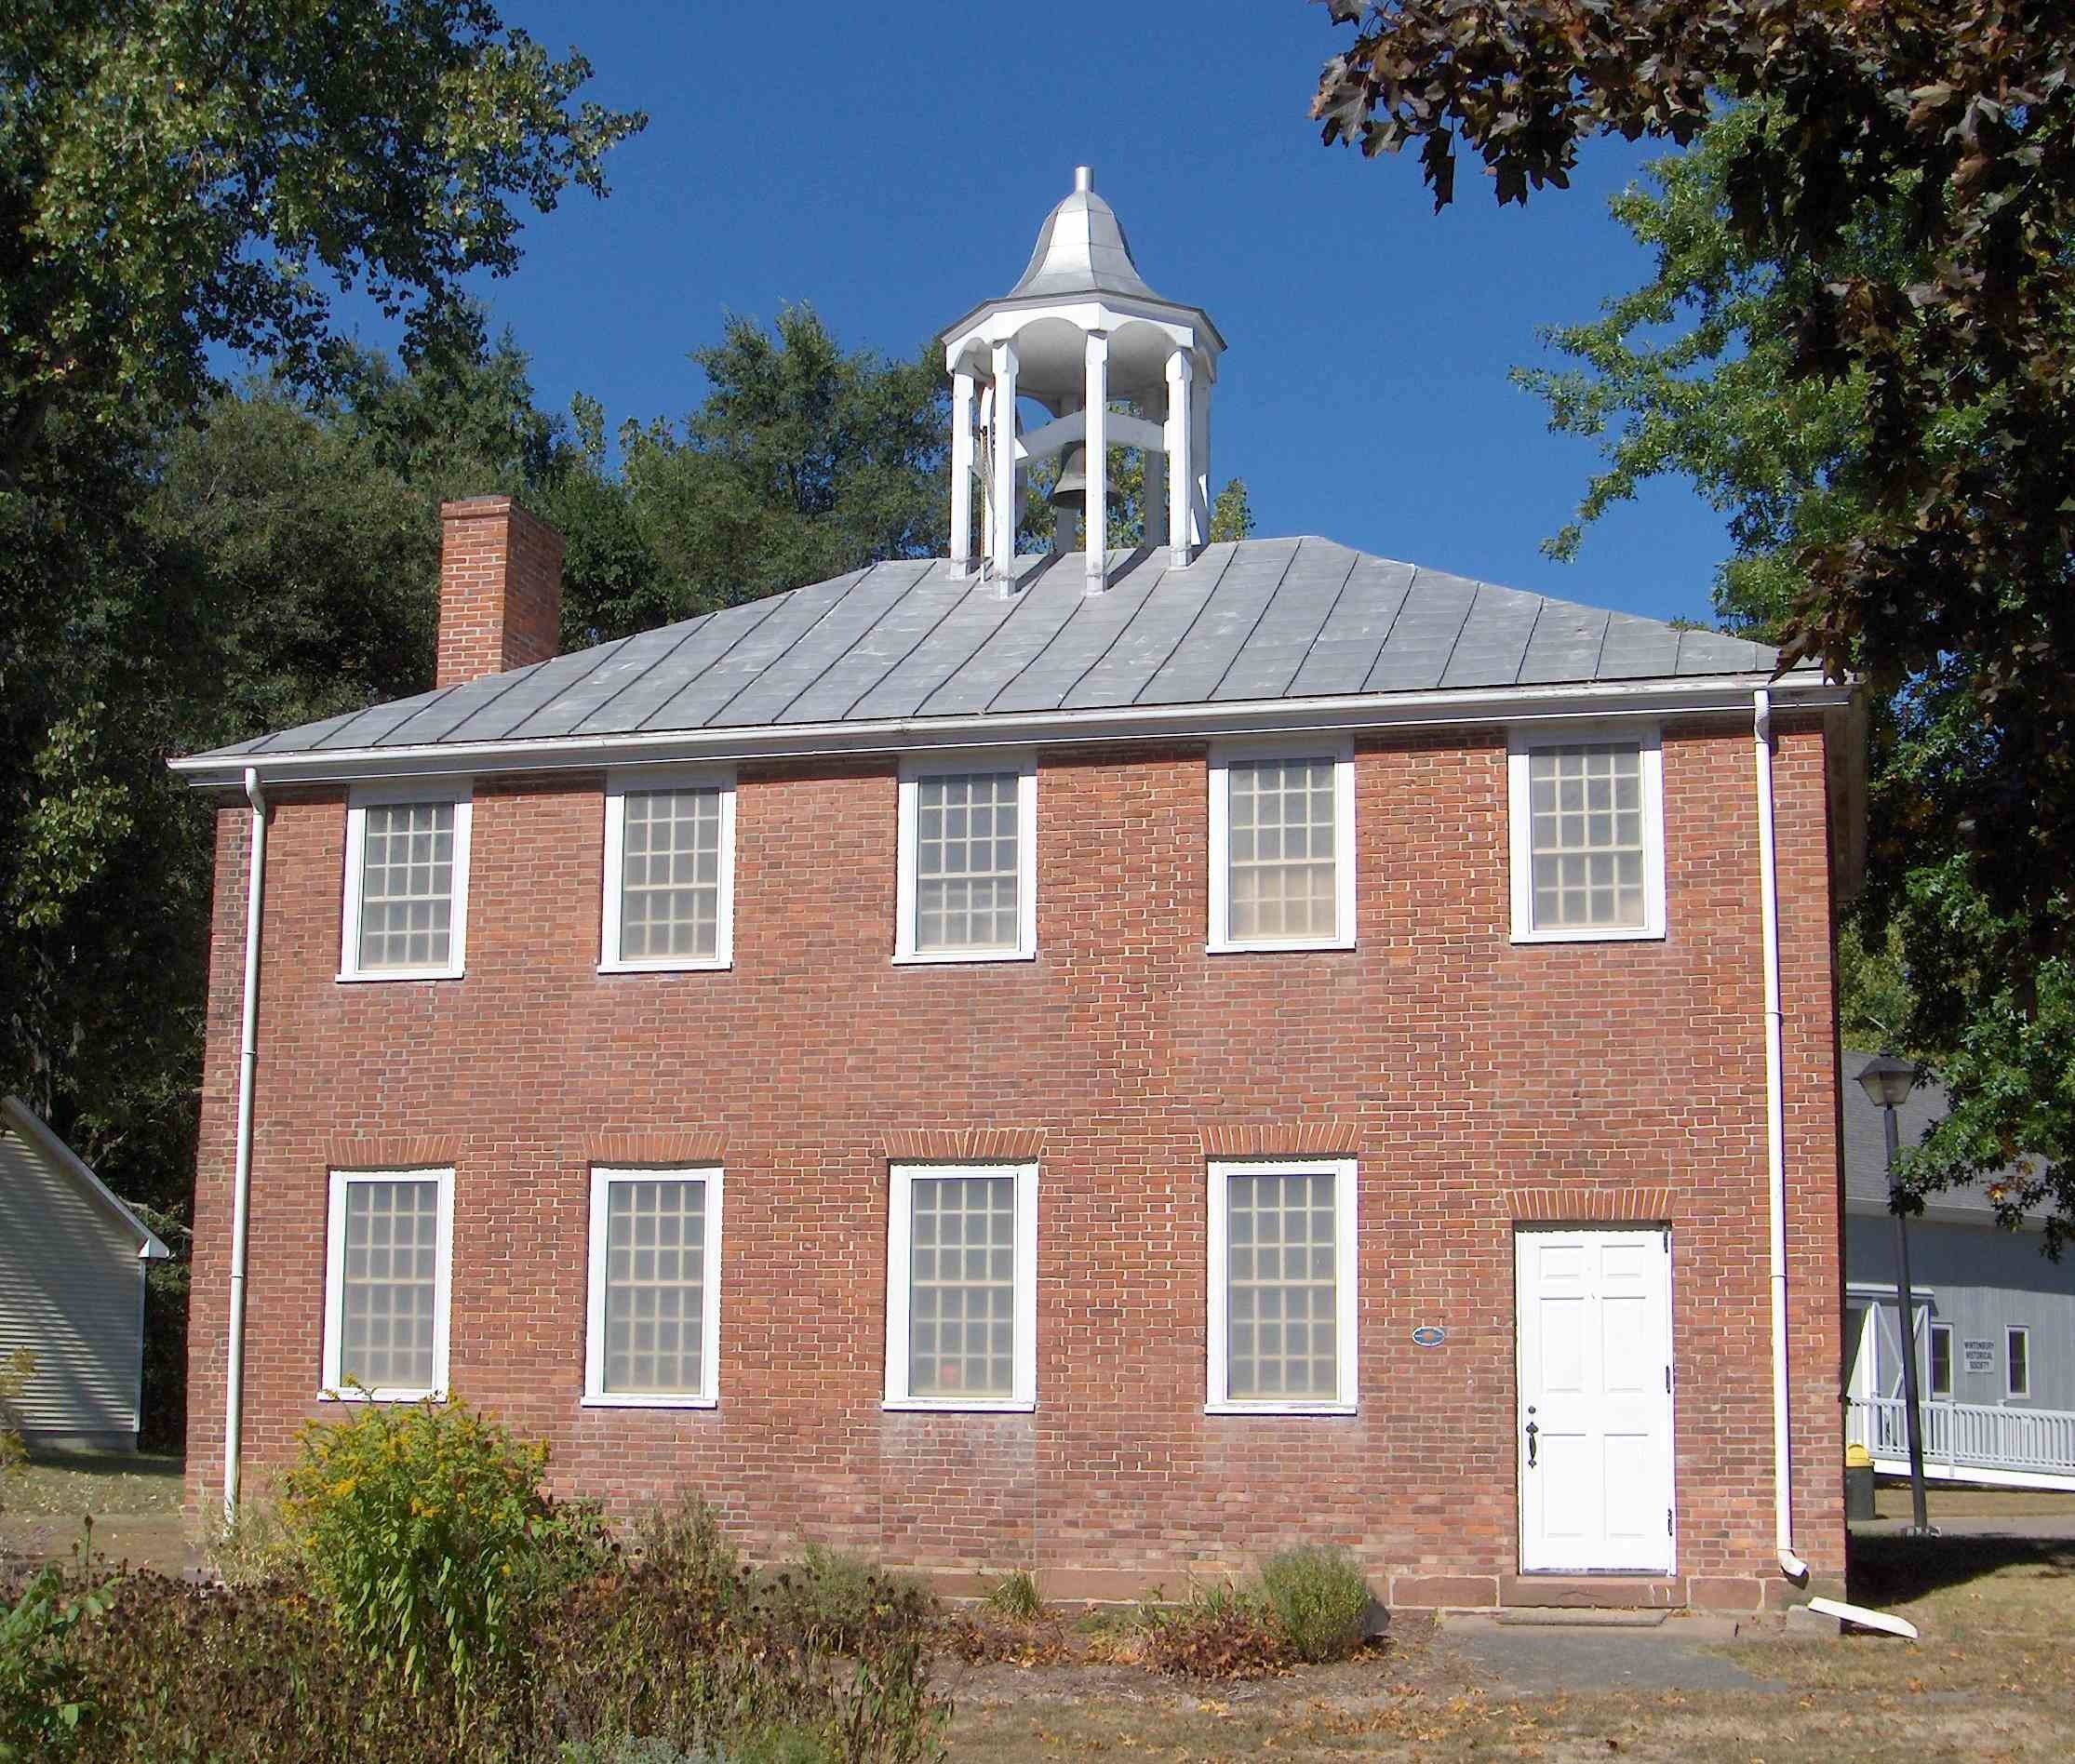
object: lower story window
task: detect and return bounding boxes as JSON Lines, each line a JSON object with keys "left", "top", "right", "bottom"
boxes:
{"left": 585, "top": 1167, "right": 723, "bottom": 1407}
{"left": 884, "top": 1161, "right": 1037, "bottom": 1410}
{"left": 1206, "top": 1157, "right": 1358, "bottom": 1414}
{"left": 1928, "top": 1321, "right": 1953, "bottom": 1399}
{"left": 2008, "top": 1326, "right": 2031, "bottom": 1399}
{"left": 322, "top": 1169, "right": 453, "bottom": 1401}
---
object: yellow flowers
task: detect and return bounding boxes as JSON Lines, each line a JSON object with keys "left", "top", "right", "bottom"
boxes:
{"left": 329, "top": 1477, "right": 357, "bottom": 1498}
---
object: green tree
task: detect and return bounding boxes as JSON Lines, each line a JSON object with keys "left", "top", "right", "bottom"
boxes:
{"left": 1312, "top": 2, "right": 2075, "bottom": 1242}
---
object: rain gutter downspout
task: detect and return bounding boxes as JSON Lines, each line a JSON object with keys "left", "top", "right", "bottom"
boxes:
{"left": 1755, "top": 689, "right": 1918, "bottom": 1639}
{"left": 223, "top": 766, "right": 266, "bottom": 1521}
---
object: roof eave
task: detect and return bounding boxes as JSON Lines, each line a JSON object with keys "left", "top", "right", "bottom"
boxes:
{"left": 2, "top": 1096, "right": 172, "bottom": 1259}
{"left": 168, "top": 670, "right": 1853, "bottom": 792}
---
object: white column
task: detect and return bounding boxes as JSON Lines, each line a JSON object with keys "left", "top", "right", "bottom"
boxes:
{"left": 1084, "top": 331, "right": 1108, "bottom": 590}
{"left": 1166, "top": 348, "right": 1194, "bottom": 567}
{"left": 949, "top": 370, "right": 975, "bottom": 575}
{"left": 1189, "top": 366, "right": 1211, "bottom": 547}
{"left": 990, "top": 341, "right": 1019, "bottom": 582}
{"left": 977, "top": 383, "right": 995, "bottom": 560}
{"left": 1141, "top": 396, "right": 1166, "bottom": 552}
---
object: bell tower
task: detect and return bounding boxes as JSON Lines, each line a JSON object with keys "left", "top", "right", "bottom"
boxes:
{"left": 939, "top": 167, "right": 1225, "bottom": 591}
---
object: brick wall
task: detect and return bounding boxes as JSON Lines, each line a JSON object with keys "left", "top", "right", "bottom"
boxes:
{"left": 435, "top": 497, "right": 564, "bottom": 688}
{"left": 187, "top": 716, "right": 1844, "bottom": 1608}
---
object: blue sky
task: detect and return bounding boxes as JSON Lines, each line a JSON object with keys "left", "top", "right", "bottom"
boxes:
{"left": 401, "top": 2, "right": 1734, "bottom": 624}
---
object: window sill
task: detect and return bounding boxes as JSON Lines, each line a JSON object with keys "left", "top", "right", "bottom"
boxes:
{"left": 335, "top": 968, "right": 465, "bottom": 984}
{"left": 1204, "top": 1400, "right": 1359, "bottom": 1417}
{"left": 596, "top": 958, "right": 732, "bottom": 975}
{"left": 1205, "top": 937, "right": 1356, "bottom": 956}
{"left": 890, "top": 949, "right": 1037, "bottom": 967}
{"left": 1508, "top": 926, "right": 1667, "bottom": 946}
{"left": 582, "top": 1393, "right": 718, "bottom": 1410}
{"left": 881, "top": 1397, "right": 1036, "bottom": 1413}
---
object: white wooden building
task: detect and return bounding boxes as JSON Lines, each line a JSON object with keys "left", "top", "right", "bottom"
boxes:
{"left": 0, "top": 1096, "right": 170, "bottom": 1450}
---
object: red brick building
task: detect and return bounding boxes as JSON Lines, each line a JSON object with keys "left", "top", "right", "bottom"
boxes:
{"left": 174, "top": 173, "right": 1860, "bottom": 1612}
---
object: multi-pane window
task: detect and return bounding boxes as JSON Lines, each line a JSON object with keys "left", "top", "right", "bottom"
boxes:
{"left": 1207, "top": 1158, "right": 1357, "bottom": 1412}
{"left": 1508, "top": 733, "right": 1665, "bottom": 942}
{"left": 584, "top": 1168, "right": 722, "bottom": 1406}
{"left": 884, "top": 1163, "right": 1037, "bottom": 1410}
{"left": 2008, "top": 1326, "right": 2031, "bottom": 1399}
{"left": 322, "top": 1170, "right": 451, "bottom": 1400}
{"left": 341, "top": 791, "right": 472, "bottom": 979}
{"left": 1209, "top": 744, "right": 1355, "bottom": 952}
{"left": 895, "top": 761, "right": 1036, "bottom": 961}
{"left": 602, "top": 771, "right": 734, "bottom": 971}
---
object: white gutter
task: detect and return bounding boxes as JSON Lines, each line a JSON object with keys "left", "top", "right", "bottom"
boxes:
{"left": 168, "top": 672, "right": 1853, "bottom": 792}
{"left": 223, "top": 766, "right": 267, "bottom": 1520}
{"left": 1755, "top": 689, "right": 1916, "bottom": 1638}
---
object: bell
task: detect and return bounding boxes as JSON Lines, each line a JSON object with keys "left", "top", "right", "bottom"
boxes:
{"left": 1047, "top": 443, "right": 1088, "bottom": 514}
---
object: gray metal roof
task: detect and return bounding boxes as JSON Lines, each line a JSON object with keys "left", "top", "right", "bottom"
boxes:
{"left": 1841, "top": 1049, "right": 2026, "bottom": 1220}
{"left": 1010, "top": 181, "right": 1160, "bottom": 302}
{"left": 193, "top": 538, "right": 1808, "bottom": 763}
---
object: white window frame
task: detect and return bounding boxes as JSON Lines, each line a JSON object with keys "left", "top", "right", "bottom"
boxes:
{"left": 2007, "top": 1325, "right": 2031, "bottom": 1399}
{"left": 892, "top": 755, "right": 1038, "bottom": 964}
{"left": 321, "top": 1168, "right": 454, "bottom": 1402}
{"left": 1205, "top": 1156, "right": 1359, "bottom": 1416}
{"left": 883, "top": 1160, "right": 1038, "bottom": 1412}
{"left": 339, "top": 780, "right": 473, "bottom": 982}
{"left": 1927, "top": 1319, "right": 1953, "bottom": 1398}
{"left": 598, "top": 767, "right": 737, "bottom": 973}
{"left": 1507, "top": 725, "right": 1667, "bottom": 944}
{"left": 582, "top": 1165, "right": 724, "bottom": 1409}
{"left": 1206, "top": 737, "right": 1358, "bottom": 955}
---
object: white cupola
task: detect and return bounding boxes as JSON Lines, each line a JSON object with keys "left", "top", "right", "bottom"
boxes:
{"left": 939, "top": 167, "right": 1225, "bottom": 591}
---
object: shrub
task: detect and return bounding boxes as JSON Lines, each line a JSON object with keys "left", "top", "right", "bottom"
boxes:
{"left": 0, "top": 1566, "right": 106, "bottom": 1761}
{"left": 632, "top": 1496, "right": 744, "bottom": 1616}
{"left": 760, "top": 1544, "right": 935, "bottom": 1656}
{"left": 0, "top": 1350, "right": 33, "bottom": 1506}
{"left": 1256, "top": 1545, "right": 1372, "bottom": 1663}
{"left": 279, "top": 1396, "right": 573, "bottom": 1697}
{"left": 981, "top": 1568, "right": 1043, "bottom": 1622}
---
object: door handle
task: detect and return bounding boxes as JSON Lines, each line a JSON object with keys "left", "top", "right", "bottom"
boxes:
{"left": 1524, "top": 1420, "right": 1539, "bottom": 1468}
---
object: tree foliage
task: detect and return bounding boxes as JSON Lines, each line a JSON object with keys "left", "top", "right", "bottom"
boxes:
{"left": 1313, "top": 5, "right": 2075, "bottom": 1235}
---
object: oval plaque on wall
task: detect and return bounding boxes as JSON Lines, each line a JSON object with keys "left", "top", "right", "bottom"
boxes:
{"left": 1411, "top": 1326, "right": 1446, "bottom": 1348}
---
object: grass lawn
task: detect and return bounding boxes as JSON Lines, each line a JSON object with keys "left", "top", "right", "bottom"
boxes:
{"left": 0, "top": 1449, "right": 193, "bottom": 1576}
{"left": 945, "top": 1536, "right": 2075, "bottom": 1761}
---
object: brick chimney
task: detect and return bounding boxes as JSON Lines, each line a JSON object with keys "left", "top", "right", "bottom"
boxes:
{"left": 435, "top": 496, "right": 565, "bottom": 688}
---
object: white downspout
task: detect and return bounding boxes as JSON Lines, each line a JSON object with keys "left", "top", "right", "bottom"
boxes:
{"left": 223, "top": 766, "right": 267, "bottom": 1521}
{"left": 1756, "top": 690, "right": 1917, "bottom": 1637}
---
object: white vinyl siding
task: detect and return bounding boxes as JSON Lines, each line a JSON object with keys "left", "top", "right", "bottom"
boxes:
{"left": 1208, "top": 741, "right": 1356, "bottom": 953}
{"left": 340, "top": 785, "right": 472, "bottom": 981}
{"left": 322, "top": 1169, "right": 453, "bottom": 1401}
{"left": 1206, "top": 1157, "right": 1359, "bottom": 1414}
{"left": 584, "top": 1167, "right": 723, "bottom": 1407}
{"left": 884, "top": 1162, "right": 1037, "bottom": 1410}
{"left": 600, "top": 769, "right": 736, "bottom": 972}
{"left": 0, "top": 1120, "right": 151, "bottom": 1444}
{"left": 894, "top": 757, "right": 1038, "bottom": 963}
{"left": 1508, "top": 730, "right": 1666, "bottom": 942}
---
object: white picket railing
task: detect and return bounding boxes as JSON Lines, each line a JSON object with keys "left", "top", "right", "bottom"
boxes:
{"left": 1847, "top": 1394, "right": 2075, "bottom": 1482}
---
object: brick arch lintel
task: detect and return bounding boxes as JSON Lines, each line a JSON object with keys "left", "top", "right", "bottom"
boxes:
{"left": 326, "top": 1134, "right": 459, "bottom": 1170}
{"left": 880, "top": 1128, "right": 1047, "bottom": 1162}
{"left": 589, "top": 1131, "right": 728, "bottom": 1167}
{"left": 1198, "top": 1123, "right": 1360, "bottom": 1158}
{"left": 1506, "top": 1185, "right": 1676, "bottom": 1223}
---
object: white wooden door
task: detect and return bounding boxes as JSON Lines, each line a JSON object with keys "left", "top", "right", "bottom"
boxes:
{"left": 1516, "top": 1227, "right": 1676, "bottom": 1574}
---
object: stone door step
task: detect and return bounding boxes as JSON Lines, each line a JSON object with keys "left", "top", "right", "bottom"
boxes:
{"left": 1493, "top": 1609, "right": 1669, "bottom": 1628}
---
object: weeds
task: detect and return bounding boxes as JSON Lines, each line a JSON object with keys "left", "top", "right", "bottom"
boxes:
{"left": 981, "top": 1568, "right": 1042, "bottom": 1622}
{"left": 1258, "top": 1544, "right": 1372, "bottom": 1663}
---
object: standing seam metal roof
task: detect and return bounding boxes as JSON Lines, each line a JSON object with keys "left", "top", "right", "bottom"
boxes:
{"left": 196, "top": 537, "right": 1809, "bottom": 761}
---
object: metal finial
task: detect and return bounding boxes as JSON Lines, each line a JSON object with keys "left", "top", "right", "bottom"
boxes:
{"left": 1074, "top": 165, "right": 1093, "bottom": 193}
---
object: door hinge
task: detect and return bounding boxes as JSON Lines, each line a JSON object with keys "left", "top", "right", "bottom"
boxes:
{"left": 1665, "top": 1365, "right": 1672, "bottom": 1394}
{"left": 1667, "top": 1507, "right": 1673, "bottom": 1536}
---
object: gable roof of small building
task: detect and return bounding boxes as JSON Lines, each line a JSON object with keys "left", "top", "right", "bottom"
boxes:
{"left": 1, "top": 1097, "right": 171, "bottom": 1261}
{"left": 1841, "top": 1049, "right": 2031, "bottom": 1225}
{"left": 177, "top": 537, "right": 1825, "bottom": 782}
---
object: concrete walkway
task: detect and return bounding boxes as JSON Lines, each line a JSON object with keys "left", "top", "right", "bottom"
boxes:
{"left": 1438, "top": 1615, "right": 1780, "bottom": 1695}
{"left": 1853, "top": 1514, "right": 2075, "bottom": 1540}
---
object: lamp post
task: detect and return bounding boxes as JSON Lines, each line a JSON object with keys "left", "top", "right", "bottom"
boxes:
{"left": 1856, "top": 1053, "right": 1936, "bottom": 1537}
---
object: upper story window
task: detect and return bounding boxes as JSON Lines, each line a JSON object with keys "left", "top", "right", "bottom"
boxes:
{"left": 340, "top": 784, "right": 472, "bottom": 982}
{"left": 1207, "top": 740, "right": 1357, "bottom": 954}
{"left": 584, "top": 1167, "right": 723, "bottom": 1408}
{"left": 322, "top": 1169, "right": 453, "bottom": 1402}
{"left": 883, "top": 1161, "right": 1038, "bottom": 1411}
{"left": 1507, "top": 729, "right": 1666, "bottom": 942}
{"left": 601, "top": 768, "right": 736, "bottom": 973}
{"left": 894, "top": 756, "right": 1037, "bottom": 963}
{"left": 1206, "top": 1157, "right": 1358, "bottom": 1414}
